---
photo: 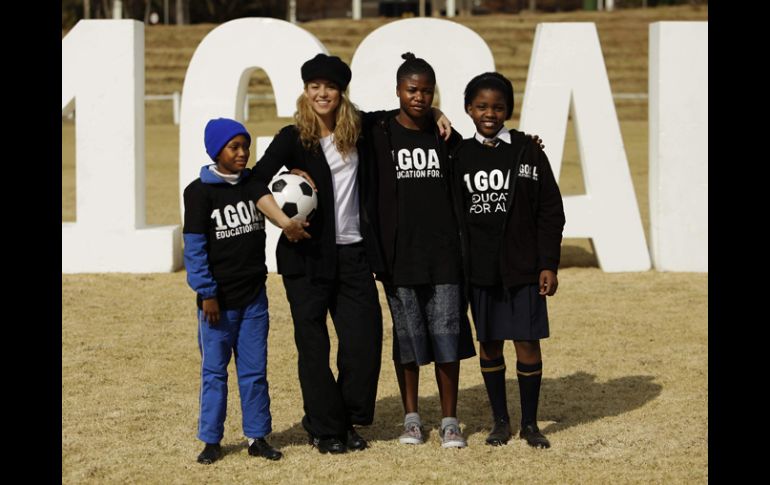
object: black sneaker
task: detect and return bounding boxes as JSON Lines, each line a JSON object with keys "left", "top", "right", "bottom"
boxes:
{"left": 248, "top": 438, "right": 283, "bottom": 461}
{"left": 347, "top": 427, "right": 368, "bottom": 451}
{"left": 485, "top": 418, "right": 512, "bottom": 446}
{"left": 197, "top": 443, "right": 222, "bottom": 464}
{"left": 308, "top": 433, "right": 347, "bottom": 454}
{"left": 519, "top": 423, "right": 551, "bottom": 449}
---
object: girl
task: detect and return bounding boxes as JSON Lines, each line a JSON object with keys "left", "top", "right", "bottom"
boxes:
{"left": 449, "top": 72, "right": 565, "bottom": 448}
{"left": 251, "top": 54, "right": 451, "bottom": 454}
{"left": 368, "top": 53, "right": 476, "bottom": 448}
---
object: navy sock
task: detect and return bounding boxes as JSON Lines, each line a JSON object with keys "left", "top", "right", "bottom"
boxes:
{"left": 480, "top": 357, "right": 509, "bottom": 422}
{"left": 517, "top": 360, "right": 543, "bottom": 427}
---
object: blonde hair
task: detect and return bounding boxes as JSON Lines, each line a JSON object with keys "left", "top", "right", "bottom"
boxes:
{"left": 294, "top": 88, "right": 361, "bottom": 157}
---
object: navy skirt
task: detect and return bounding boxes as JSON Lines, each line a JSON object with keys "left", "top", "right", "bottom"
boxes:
{"left": 469, "top": 284, "right": 550, "bottom": 342}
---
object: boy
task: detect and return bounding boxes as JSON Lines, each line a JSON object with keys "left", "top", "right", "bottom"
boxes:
{"left": 183, "top": 118, "right": 281, "bottom": 464}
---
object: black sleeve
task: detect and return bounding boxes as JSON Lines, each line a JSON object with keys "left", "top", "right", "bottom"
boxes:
{"left": 250, "top": 125, "right": 298, "bottom": 200}
{"left": 446, "top": 130, "right": 463, "bottom": 150}
{"left": 534, "top": 145, "right": 566, "bottom": 273}
{"left": 446, "top": 142, "right": 464, "bottom": 220}
{"left": 509, "top": 128, "right": 526, "bottom": 145}
{"left": 361, "top": 109, "right": 396, "bottom": 132}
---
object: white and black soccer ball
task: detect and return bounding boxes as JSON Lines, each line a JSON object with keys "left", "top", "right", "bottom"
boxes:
{"left": 269, "top": 172, "right": 317, "bottom": 224}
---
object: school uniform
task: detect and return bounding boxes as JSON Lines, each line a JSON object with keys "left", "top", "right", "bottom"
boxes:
{"left": 449, "top": 127, "right": 565, "bottom": 342}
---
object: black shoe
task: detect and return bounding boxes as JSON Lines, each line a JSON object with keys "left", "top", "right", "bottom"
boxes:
{"left": 248, "top": 438, "right": 283, "bottom": 461}
{"left": 485, "top": 418, "right": 512, "bottom": 446}
{"left": 519, "top": 423, "right": 551, "bottom": 449}
{"left": 347, "top": 427, "right": 368, "bottom": 451}
{"left": 309, "top": 434, "right": 347, "bottom": 454}
{"left": 197, "top": 443, "right": 222, "bottom": 464}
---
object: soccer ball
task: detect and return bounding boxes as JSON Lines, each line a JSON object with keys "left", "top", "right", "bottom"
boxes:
{"left": 269, "top": 172, "right": 317, "bottom": 224}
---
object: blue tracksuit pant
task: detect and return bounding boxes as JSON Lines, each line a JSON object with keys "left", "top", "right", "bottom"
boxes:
{"left": 197, "top": 287, "right": 271, "bottom": 444}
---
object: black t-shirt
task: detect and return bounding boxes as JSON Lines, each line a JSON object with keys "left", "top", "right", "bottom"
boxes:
{"left": 389, "top": 117, "right": 461, "bottom": 286}
{"left": 183, "top": 172, "right": 267, "bottom": 309}
{"left": 457, "top": 139, "right": 518, "bottom": 285}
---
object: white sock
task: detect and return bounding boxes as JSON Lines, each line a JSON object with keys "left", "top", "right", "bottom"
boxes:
{"left": 441, "top": 416, "right": 458, "bottom": 431}
{"left": 405, "top": 412, "right": 422, "bottom": 427}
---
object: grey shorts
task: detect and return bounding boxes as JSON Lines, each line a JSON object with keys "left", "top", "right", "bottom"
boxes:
{"left": 384, "top": 283, "right": 476, "bottom": 365}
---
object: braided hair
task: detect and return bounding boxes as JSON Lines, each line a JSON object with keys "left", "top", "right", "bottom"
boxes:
{"left": 464, "top": 72, "right": 515, "bottom": 120}
{"left": 396, "top": 52, "right": 436, "bottom": 85}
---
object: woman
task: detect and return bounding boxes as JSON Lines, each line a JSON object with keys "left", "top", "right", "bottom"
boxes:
{"left": 252, "top": 54, "right": 450, "bottom": 454}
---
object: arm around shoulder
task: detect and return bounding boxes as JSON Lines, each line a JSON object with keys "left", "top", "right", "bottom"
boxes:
{"left": 360, "top": 109, "right": 395, "bottom": 123}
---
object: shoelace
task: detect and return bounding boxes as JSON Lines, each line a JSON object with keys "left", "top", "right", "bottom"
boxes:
{"left": 443, "top": 424, "right": 460, "bottom": 437}
{"left": 405, "top": 423, "right": 421, "bottom": 434}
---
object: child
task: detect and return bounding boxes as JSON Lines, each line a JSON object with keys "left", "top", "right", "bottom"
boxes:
{"left": 368, "top": 53, "right": 476, "bottom": 448}
{"left": 183, "top": 118, "right": 283, "bottom": 464}
{"left": 449, "top": 73, "right": 565, "bottom": 448}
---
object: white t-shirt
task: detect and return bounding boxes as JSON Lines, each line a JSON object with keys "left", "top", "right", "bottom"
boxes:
{"left": 320, "top": 135, "right": 362, "bottom": 245}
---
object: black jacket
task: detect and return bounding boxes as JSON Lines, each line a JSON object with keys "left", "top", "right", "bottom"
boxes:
{"left": 449, "top": 129, "right": 566, "bottom": 288}
{"left": 365, "top": 109, "right": 463, "bottom": 281}
{"left": 251, "top": 123, "right": 384, "bottom": 279}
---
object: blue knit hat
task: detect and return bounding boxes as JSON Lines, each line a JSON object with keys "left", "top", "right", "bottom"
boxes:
{"left": 204, "top": 118, "right": 251, "bottom": 161}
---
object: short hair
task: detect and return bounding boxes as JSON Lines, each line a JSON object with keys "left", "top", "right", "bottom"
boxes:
{"left": 464, "top": 72, "right": 515, "bottom": 120}
{"left": 396, "top": 52, "right": 436, "bottom": 85}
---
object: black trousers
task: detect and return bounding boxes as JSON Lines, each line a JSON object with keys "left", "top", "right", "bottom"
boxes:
{"left": 282, "top": 243, "right": 383, "bottom": 439}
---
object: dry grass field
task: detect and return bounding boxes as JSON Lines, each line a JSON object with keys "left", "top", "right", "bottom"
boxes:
{"left": 62, "top": 5, "right": 707, "bottom": 484}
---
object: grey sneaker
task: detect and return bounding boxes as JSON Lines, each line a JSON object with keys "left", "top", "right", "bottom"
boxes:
{"left": 398, "top": 422, "right": 424, "bottom": 445}
{"left": 440, "top": 423, "right": 467, "bottom": 448}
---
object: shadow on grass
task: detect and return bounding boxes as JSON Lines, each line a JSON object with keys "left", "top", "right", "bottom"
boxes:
{"left": 560, "top": 243, "right": 599, "bottom": 268}
{"left": 268, "top": 370, "right": 661, "bottom": 447}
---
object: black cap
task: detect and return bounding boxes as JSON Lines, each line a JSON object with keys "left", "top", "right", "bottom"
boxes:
{"left": 301, "top": 54, "right": 352, "bottom": 91}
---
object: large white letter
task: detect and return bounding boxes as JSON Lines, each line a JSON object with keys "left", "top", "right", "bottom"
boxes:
{"left": 649, "top": 22, "right": 708, "bottom": 272}
{"left": 349, "top": 18, "right": 495, "bottom": 137}
{"left": 62, "top": 20, "right": 181, "bottom": 273}
{"left": 520, "top": 23, "right": 651, "bottom": 272}
{"left": 179, "top": 18, "right": 327, "bottom": 272}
